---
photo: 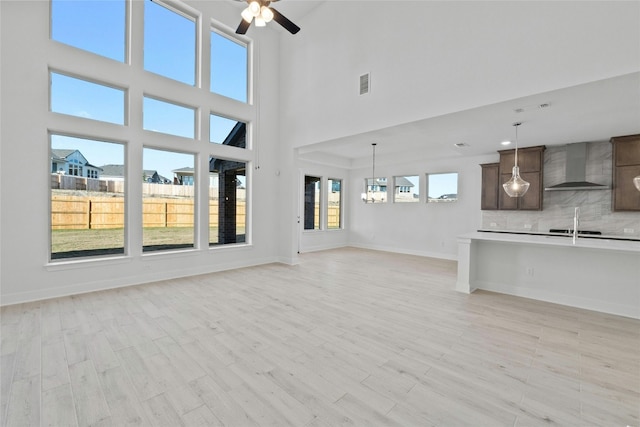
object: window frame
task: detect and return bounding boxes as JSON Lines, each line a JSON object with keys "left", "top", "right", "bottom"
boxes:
{"left": 142, "top": 94, "right": 198, "bottom": 140}
{"left": 426, "top": 171, "right": 459, "bottom": 203}
{"left": 393, "top": 175, "right": 420, "bottom": 203}
{"left": 327, "top": 177, "right": 343, "bottom": 230}
{"left": 49, "top": 69, "right": 128, "bottom": 126}
{"left": 49, "top": 132, "right": 127, "bottom": 261}
{"left": 363, "top": 176, "right": 387, "bottom": 203}
{"left": 45, "top": 0, "right": 255, "bottom": 266}
{"left": 210, "top": 24, "right": 251, "bottom": 104}
{"left": 303, "top": 175, "right": 323, "bottom": 231}
{"left": 143, "top": 0, "right": 199, "bottom": 86}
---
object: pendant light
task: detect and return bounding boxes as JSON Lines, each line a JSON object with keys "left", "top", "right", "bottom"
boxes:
{"left": 361, "top": 143, "right": 377, "bottom": 202}
{"left": 502, "top": 122, "right": 530, "bottom": 198}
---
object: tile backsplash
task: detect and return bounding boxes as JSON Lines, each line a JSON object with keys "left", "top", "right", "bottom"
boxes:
{"left": 482, "top": 141, "right": 640, "bottom": 237}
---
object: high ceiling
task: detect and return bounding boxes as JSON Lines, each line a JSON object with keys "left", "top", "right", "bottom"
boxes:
{"left": 299, "top": 72, "right": 640, "bottom": 166}
{"left": 231, "top": 1, "right": 640, "bottom": 167}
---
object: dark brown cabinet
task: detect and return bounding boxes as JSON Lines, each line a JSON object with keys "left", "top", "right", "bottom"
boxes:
{"left": 480, "top": 163, "right": 499, "bottom": 210}
{"left": 481, "top": 145, "right": 545, "bottom": 210}
{"left": 611, "top": 134, "right": 640, "bottom": 211}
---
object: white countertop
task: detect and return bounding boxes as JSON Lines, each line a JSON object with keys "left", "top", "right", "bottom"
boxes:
{"left": 458, "top": 231, "right": 640, "bottom": 253}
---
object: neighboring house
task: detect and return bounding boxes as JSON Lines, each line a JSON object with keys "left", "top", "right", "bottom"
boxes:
{"left": 223, "top": 121, "right": 246, "bottom": 149}
{"left": 51, "top": 149, "right": 102, "bottom": 178}
{"left": 172, "top": 167, "right": 194, "bottom": 185}
{"left": 394, "top": 176, "right": 416, "bottom": 200}
{"left": 143, "top": 169, "right": 170, "bottom": 184}
{"left": 51, "top": 152, "right": 67, "bottom": 174}
{"left": 99, "top": 164, "right": 125, "bottom": 181}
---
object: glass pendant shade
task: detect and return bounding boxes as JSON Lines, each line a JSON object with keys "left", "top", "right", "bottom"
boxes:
{"left": 634, "top": 175, "right": 640, "bottom": 192}
{"left": 502, "top": 122, "right": 530, "bottom": 198}
{"left": 503, "top": 166, "right": 530, "bottom": 197}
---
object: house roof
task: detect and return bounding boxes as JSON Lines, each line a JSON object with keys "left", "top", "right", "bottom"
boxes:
{"left": 222, "top": 122, "right": 246, "bottom": 149}
{"left": 172, "top": 167, "right": 194, "bottom": 175}
{"left": 394, "top": 177, "right": 414, "bottom": 187}
{"left": 51, "top": 152, "right": 67, "bottom": 162}
{"left": 51, "top": 149, "right": 99, "bottom": 168}
{"left": 51, "top": 149, "right": 77, "bottom": 159}
{"left": 100, "top": 164, "right": 125, "bottom": 177}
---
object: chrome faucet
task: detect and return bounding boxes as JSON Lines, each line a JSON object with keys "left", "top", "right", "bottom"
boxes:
{"left": 572, "top": 207, "right": 579, "bottom": 245}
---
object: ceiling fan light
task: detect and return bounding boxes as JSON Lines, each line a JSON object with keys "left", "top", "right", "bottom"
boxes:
{"left": 241, "top": 7, "right": 254, "bottom": 23}
{"left": 254, "top": 16, "right": 266, "bottom": 27}
{"left": 261, "top": 6, "right": 274, "bottom": 23}
{"left": 248, "top": 1, "right": 261, "bottom": 16}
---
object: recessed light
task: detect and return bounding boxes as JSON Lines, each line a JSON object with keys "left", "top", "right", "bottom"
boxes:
{"left": 501, "top": 140, "right": 512, "bottom": 146}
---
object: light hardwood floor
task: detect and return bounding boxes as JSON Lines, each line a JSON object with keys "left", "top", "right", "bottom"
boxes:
{"left": 1, "top": 247, "right": 639, "bottom": 426}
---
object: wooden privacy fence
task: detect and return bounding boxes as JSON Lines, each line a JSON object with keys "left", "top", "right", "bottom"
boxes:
{"left": 52, "top": 196, "right": 340, "bottom": 230}
{"left": 51, "top": 174, "right": 239, "bottom": 198}
{"left": 51, "top": 195, "right": 246, "bottom": 230}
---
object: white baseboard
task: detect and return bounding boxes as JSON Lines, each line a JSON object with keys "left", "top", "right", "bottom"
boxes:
{"left": 1, "top": 256, "right": 279, "bottom": 307}
{"left": 349, "top": 242, "right": 458, "bottom": 261}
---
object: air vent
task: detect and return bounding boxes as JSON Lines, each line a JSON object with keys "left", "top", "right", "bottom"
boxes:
{"left": 359, "top": 73, "right": 370, "bottom": 95}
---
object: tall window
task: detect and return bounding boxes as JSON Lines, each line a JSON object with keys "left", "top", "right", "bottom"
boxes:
{"left": 50, "top": 72, "right": 125, "bottom": 125}
{"left": 51, "top": 0, "right": 126, "bottom": 62}
{"left": 209, "top": 158, "right": 247, "bottom": 245}
{"left": 394, "top": 175, "right": 419, "bottom": 203}
{"left": 211, "top": 29, "right": 248, "bottom": 103}
{"left": 47, "top": 0, "right": 253, "bottom": 261}
{"left": 142, "top": 148, "right": 195, "bottom": 252}
{"left": 143, "top": 96, "right": 195, "bottom": 139}
{"left": 210, "top": 113, "right": 246, "bottom": 148}
{"left": 144, "top": 0, "right": 196, "bottom": 85}
{"left": 427, "top": 172, "right": 458, "bottom": 202}
{"left": 327, "top": 179, "right": 342, "bottom": 229}
{"left": 50, "top": 135, "right": 125, "bottom": 260}
{"left": 304, "top": 176, "right": 321, "bottom": 230}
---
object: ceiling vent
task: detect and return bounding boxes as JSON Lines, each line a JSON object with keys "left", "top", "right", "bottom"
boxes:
{"left": 359, "top": 73, "right": 370, "bottom": 95}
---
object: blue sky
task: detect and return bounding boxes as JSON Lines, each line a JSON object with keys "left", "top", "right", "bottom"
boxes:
{"left": 51, "top": 0, "right": 246, "bottom": 179}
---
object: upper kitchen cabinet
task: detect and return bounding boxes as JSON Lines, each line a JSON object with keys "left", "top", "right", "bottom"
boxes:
{"left": 480, "top": 163, "right": 500, "bottom": 210}
{"left": 611, "top": 134, "right": 640, "bottom": 211}
{"left": 498, "top": 146, "right": 546, "bottom": 210}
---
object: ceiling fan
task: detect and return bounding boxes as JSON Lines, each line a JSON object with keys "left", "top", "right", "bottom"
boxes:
{"left": 235, "top": 0, "right": 301, "bottom": 35}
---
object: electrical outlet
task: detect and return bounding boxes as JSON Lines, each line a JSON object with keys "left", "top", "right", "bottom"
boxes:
{"left": 490, "top": 222, "right": 497, "bottom": 227}
{"left": 624, "top": 228, "right": 635, "bottom": 234}
{"left": 524, "top": 224, "right": 532, "bottom": 230}
{"left": 525, "top": 267, "right": 534, "bottom": 276}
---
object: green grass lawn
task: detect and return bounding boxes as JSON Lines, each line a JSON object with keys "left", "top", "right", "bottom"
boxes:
{"left": 51, "top": 226, "right": 246, "bottom": 258}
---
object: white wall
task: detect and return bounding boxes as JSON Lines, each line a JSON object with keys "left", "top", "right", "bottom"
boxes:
{"left": 348, "top": 153, "right": 496, "bottom": 259}
{"left": 276, "top": 1, "right": 639, "bottom": 264}
{"left": 0, "top": 0, "right": 283, "bottom": 304}
{"left": 279, "top": 1, "right": 640, "bottom": 149}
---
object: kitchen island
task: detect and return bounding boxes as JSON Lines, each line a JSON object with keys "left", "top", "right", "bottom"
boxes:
{"left": 457, "top": 231, "right": 640, "bottom": 319}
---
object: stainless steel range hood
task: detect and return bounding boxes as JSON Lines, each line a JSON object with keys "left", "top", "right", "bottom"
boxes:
{"left": 544, "top": 142, "right": 608, "bottom": 191}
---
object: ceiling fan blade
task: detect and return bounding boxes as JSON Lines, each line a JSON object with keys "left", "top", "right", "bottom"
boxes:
{"left": 236, "top": 19, "right": 251, "bottom": 35}
{"left": 271, "top": 7, "right": 300, "bottom": 34}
